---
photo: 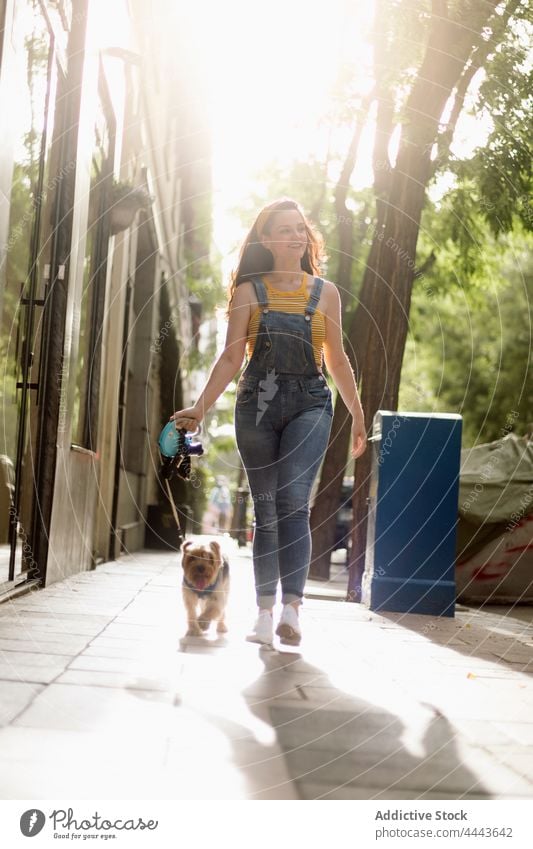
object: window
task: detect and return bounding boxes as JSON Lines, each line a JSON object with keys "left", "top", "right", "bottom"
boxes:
{"left": 71, "top": 73, "right": 115, "bottom": 449}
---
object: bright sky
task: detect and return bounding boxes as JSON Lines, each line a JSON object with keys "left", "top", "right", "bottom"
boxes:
{"left": 177, "top": 0, "right": 492, "bottom": 274}
{"left": 178, "top": 1, "right": 374, "bottom": 260}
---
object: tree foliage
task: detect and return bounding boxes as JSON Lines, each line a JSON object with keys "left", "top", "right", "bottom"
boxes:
{"left": 404, "top": 227, "right": 533, "bottom": 444}
{"left": 226, "top": 0, "right": 533, "bottom": 584}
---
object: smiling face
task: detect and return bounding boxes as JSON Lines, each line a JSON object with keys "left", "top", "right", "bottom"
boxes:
{"left": 260, "top": 209, "right": 308, "bottom": 266}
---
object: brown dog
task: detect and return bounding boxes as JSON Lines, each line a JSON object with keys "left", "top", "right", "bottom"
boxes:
{"left": 181, "top": 540, "right": 230, "bottom": 637}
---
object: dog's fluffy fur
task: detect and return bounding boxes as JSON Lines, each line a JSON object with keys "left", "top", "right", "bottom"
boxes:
{"left": 181, "top": 540, "right": 230, "bottom": 637}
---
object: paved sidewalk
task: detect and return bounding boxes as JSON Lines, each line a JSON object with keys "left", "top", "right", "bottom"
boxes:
{"left": 1, "top": 536, "right": 533, "bottom": 800}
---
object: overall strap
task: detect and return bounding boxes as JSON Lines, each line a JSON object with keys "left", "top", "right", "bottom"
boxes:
{"left": 249, "top": 276, "right": 268, "bottom": 310}
{"left": 305, "top": 277, "right": 324, "bottom": 319}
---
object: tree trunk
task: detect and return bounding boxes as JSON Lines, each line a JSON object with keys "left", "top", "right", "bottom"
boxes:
{"left": 309, "top": 0, "right": 401, "bottom": 581}
{"left": 309, "top": 97, "right": 373, "bottom": 579}
{"left": 346, "top": 0, "right": 499, "bottom": 601}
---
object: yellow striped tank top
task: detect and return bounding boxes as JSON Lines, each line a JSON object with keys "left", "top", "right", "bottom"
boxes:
{"left": 245, "top": 274, "right": 326, "bottom": 368}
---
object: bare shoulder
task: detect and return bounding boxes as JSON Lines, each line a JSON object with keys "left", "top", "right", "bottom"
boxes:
{"left": 230, "top": 280, "right": 258, "bottom": 313}
{"left": 228, "top": 280, "right": 260, "bottom": 329}
{"left": 318, "top": 278, "right": 340, "bottom": 315}
{"left": 320, "top": 278, "right": 338, "bottom": 296}
{"left": 231, "top": 280, "right": 255, "bottom": 305}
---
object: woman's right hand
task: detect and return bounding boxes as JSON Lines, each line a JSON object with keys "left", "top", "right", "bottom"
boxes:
{"left": 350, "top": 418, "right": 367, "bottom": 459}
{"left": 170, "top": 406, "right": 202, "bottom": 433}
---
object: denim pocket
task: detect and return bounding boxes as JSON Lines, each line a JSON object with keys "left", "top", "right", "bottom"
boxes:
{"left": 235, "top": 382, "right": 258, "bottom": 406}
{"left": 303, "top": 379, "right": 333, "bottom": 416}
{"left": 304, "top": 380, "right": 331, "bottom": 400}
{"left": 272, "top": 329, "right": 308, "bottom": 372}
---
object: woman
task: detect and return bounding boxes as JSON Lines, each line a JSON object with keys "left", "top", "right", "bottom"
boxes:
{"left": 171, "top": 198, "right": 366, "bottom": 645}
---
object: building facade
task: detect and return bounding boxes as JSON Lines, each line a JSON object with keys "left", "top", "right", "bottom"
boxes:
{"left": 0, "top": 0, "right": 211, "bottom": 598}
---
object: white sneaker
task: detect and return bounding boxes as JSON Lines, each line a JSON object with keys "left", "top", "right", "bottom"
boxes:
{"left": 246, "top": 610, "right": 273, "bottom": 645}
{"left": 276, "top": 604, "right": 302, "bottom": 646}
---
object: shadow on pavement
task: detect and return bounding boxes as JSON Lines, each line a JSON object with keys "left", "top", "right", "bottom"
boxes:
{"left": 179, "top": 638, "right": 492, "bottom": 800}
{"left": 236, "top": 649, "right": 493, "bottom": 800}
{"left": 378, "top": 607, "right": 533, "bottom": 678}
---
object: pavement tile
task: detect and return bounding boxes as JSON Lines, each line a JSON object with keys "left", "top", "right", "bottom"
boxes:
{"left": 54, "top": 669, "right": 178, "bottom": 691}
{"left": 496, "top": 722, "right": 533, "bottom": 746}
{"left": 280, "top": 742, "right": 531, "bottom": 798}
{"left": 435, "top": 661, "right": 521, "bottom": 678}
{"left": 2, "top": 541, "right": 533, "bottom": 799}
{"left": 258, "top": 671, "right": 334, "bottom": 691}
{"left": 0, "top": 650, "right": 73, "bottom": 667}
{"left": 68, "top": 653, "right": 175, "bottom": 673}
{"left": 100, "top": 624, "right": 176, "bottom": 643}
{"left": 267, "top": 696, "right": 533, "bottom": 799}
{"left": 87, "top": 635, "right": 149, "bottom": 647}
{"left": 290, "top": 686, "right": 416, "bottom": 718}
{"left": 161, "top": 708, "right": 298, "bottom": 799}
{"left": 491, "top": 751, "right": 533, "bottom": 783}
{"left": 0, "top": 621, "right": 100, "bottom": 638}
{"left": 392, "top": 686, "right": 532, "bottom": 722}
{"left": 0, "top": 757, "right": 241, "bottom": 800}
{"left": 268, "top": 704, "right": 415, "bottom": 753}
{"left": 0, "top": 664, "right": 66, "bottom": 684}
{"left": 178, "top": 673, "right": 303, "bottom": 706}
{"left": 229, "top": 739, "right": 300, "bottom": 799}
{"left": 11, "top": 682, "right": 176, "bottom": 732}
{"left": 0, "top": 636, "right": 90, "bottom": 654}
{"left": 0, "top": 681, "right": 45, "bottom": 725}
{"left": 297, "top": 781, "right": 498, "bottom": 799}
{"left": 451, "top": 719, "right": 518, "bottom": 746}
{"left": 0, "top": 725, "right": 168, "bottom": 767}
{"left": 278, "top": 745, "right": 484, "bottom": 796}
{"left": 79, "top": 643, "right": 155, "bottom": 660}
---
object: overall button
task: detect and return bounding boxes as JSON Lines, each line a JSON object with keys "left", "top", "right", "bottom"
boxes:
{"left": 304, "top": 314, "right": 311, "bottom": 321}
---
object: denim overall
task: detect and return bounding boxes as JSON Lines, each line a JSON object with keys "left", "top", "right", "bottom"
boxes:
{"left": 234, "top": 275, "right": 333, "bottom": 607}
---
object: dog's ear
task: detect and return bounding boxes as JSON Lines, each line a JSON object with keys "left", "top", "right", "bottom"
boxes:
{"left": 209, "top": 540, "right": 221, "bottom": 563}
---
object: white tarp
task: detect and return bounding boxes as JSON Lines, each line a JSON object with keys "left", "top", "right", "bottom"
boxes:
{"left": 456, "top": 433, "right": 533, "bottom": 603}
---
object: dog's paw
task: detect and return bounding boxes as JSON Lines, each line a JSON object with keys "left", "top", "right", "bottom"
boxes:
{"left": 216, "top": 621, "right": 228, "bottom": 634}
{"left": 185, "top": 623, "right": 203, "bottom": 637}
{"left": 198, "top": 619, "right": 211, "bottom": 632}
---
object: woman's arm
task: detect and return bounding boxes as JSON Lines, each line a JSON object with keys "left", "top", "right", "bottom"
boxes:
{"left": 171, "top": 283, "right": 252, "bottom": 429}
{"left": 322, "top": 281, "right": 367, "bottom": 458}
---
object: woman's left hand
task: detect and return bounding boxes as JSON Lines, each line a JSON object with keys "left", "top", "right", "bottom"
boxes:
{"left": 170, "top": 405, "right": 202, "bottom": 433}
{"left": 351, "top": 419, "right": 367, "bottom": 459}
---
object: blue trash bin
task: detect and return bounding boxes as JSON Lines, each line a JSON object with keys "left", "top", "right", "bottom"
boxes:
{"left": 362, "top": 411, "right": 462, "bottom": 617}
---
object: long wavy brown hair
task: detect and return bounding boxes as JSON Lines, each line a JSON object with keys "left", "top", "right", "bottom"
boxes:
{"left": 225, "top": 198, "right": 326, "bottom": 318}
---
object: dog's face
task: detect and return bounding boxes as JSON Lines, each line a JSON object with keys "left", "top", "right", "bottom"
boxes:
{"left": 181, "top": 540, "right": 222, "bottom": 591}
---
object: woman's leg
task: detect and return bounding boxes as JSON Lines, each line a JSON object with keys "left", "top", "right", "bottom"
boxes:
{"left": 276, "top": 406, "right": 333, "bottom": 604}
{"left": 235, "top": 411, "right": 282, "bottom": 608}
{"left": 246, "top": 462, "right": 280, "bottom": 608}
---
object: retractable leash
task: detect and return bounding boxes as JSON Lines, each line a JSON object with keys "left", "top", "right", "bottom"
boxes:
{"left": 157, "top": 421, "right": 204, "bottom": 544}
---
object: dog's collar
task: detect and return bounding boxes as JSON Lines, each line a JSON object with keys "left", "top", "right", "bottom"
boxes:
{"left": 183, "top": 568, "right": 223, "bottom": 598}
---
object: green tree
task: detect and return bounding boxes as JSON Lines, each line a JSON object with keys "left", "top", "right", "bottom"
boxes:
{"left": 403, "top": 228, "right": 533, "bottom": 445}
{"left": 318, "top": 0, "right": 532, "bottom": 595}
